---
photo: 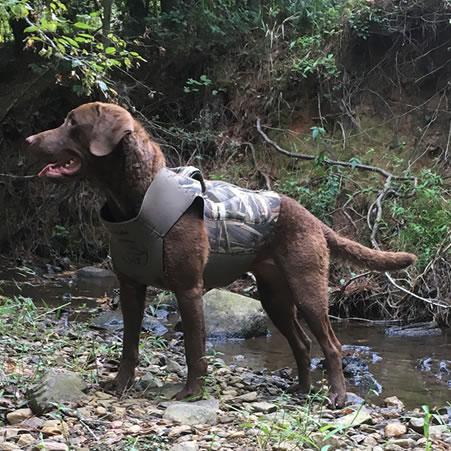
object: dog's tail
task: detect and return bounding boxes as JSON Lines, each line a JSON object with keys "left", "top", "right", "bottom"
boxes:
{"left": 321, "top": 223, "right": 416, "bottom": 271}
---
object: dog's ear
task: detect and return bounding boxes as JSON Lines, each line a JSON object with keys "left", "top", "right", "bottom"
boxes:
{"left": 89, "top": 103, "right": 134, "bottom": 157}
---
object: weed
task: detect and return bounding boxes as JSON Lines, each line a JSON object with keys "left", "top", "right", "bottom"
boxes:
{"left": 275, "top": 165, "right": 341, "bottom": 224}
{"left": 201, "top": 348, "right": 225, "bottom": 400}
{"left": 421, "top": 404, "right": 451, "bottom": 451}
{"left": 388, "top": 169, "right": 450, "bottom": 268}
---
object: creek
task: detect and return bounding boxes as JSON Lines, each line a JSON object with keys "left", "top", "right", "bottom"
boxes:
{"left": 1, "top": 267, "right": 450, "bottom": 410}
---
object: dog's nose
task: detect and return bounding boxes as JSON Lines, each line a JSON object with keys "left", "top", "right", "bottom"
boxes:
{"left": 26, "top": 135, "right": 36, "bottom": 144}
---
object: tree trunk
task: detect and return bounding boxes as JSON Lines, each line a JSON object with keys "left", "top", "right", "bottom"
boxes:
{"left": 102, "top": 0, "right": 113, "bottom": 47}
{"left": 126, "top": 0, "right": 148, "bottom": 35}
{"left": 161, "top": 0, "right": 179, "bottom": 14}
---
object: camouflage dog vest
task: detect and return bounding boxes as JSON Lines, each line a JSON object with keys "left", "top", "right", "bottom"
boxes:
{"left": 100, "top": 167, "right": 280, "bottom": 289}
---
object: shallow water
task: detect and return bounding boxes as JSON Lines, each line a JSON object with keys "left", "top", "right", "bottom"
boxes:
{"left": 1, "top": 267, "right": 449, "bottom": 409}
{"left": 210, "top": 323, "right": 451, "bottom": 409}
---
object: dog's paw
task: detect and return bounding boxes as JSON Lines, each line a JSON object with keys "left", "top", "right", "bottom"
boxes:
{"left": 327, "top": 391, "right": 346, "bottom": 410}
{"left": 173, "top": 383, "right": 204, "bottom": 401}
{"left": 101, "top": 374, "right": 134, "bottom": 395}
{"left": 286, "top": 382, "right": 310, "bottom": 394}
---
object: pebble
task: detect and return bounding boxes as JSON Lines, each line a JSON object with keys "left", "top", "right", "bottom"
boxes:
{"left": 250, "top": 401, "right": 277, "bottom": 413}
{"left": 1, "top": 297, "right": 448, "bottom": 451}
{"left": 41, "top": 420, "right": 68, "bottom": 436}
{"left": 0, "top": 443, "right": 21, "bottom": 450}
{"left": 0, "top": 428, "right": 20, "bottom": 439}
{"left": 384, "top": 422, "right": 407, "bottom": 437}
{"left": 168, "top": 425, "right": 192, "bottom": 437}
{"left": 32, "top": 441, "right": 68, "bottom": 451}
{"left": 16, "top": 434, "right": 36, "bottom": 447}
{"left": 384, "top": 396, "right": 405, "bottom": 410}
{"left": 170, "top": 441, "right": 198, "bottom": 451}
{"left": 6, "top": 408, "right": 33, "bottom": 425}
{"left": 387, "top": 438, "right": 416, "bottom": 448}
{"left": 234, "top": 391, "right": 258, "bottom": 402}
{"left": 95, "top": 406, "right": 107, "bottom": 415}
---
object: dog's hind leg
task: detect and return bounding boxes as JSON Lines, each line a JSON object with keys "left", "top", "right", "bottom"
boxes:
{"left": 279, "top": 264, "right": 346, "bottom": 409}
{"left": 274, "top": 227, "right": 346, "bottom": 409}
{"left": 253, "top": 264, "right": 313, "bottom": 394}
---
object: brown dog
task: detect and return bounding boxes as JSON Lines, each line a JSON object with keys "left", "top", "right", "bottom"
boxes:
{"left": 26, "top": 102, "right": 416, "bottom": 408}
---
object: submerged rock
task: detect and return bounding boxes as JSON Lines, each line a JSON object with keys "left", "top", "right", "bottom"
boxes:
{"left": 91, "top": 311, "right": 168, "bottom": 336}
{"left": 385, "top": 321, "right": 442, "bottom": 337}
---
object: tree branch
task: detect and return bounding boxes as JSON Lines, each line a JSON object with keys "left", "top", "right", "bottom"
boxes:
{"left": 256, "top": 118, "right": 417, "bottom": 180}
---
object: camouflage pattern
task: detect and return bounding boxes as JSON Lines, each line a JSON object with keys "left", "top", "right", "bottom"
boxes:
{"left": 171, "top": 166, "right": 281, "bottom": 255}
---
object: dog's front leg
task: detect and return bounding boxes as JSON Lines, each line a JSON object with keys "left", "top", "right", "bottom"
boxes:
{"left": 174, "top": 285, "right": 208, "bottom": 400}
{"left": 103, "top": 275, "right": 146, "bottom": 393}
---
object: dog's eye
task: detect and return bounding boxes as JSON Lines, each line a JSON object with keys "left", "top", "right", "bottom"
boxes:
{"left": 66, "top": 115, "right": 77, "bottom": 127}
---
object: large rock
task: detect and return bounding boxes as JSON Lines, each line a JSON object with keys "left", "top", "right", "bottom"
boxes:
{"left": 76, "top": 266, "right": 116, "bottom": 279}
{"left": 161, "top": 289, "right": 268, "bottom": 339}
{"left": 27, "top": 370, "right": 88, "bottom": 414}
{"left": 203, "top": 289, "right": 268, "bottom": 339}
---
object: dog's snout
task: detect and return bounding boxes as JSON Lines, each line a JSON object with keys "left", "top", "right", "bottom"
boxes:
{"left": 26, "top": 135, "right": 36, "bottom": 144}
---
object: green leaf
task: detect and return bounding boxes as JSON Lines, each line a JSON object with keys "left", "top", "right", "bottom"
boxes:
{"left": 74, "top": 22, "right": 96, "bottom": 30}
{"left": 105, "top": 47, "right": 116, "bottom": 55}
{"left": 24, "top": 25, "right": 39, "bottom": 32}
{"left": 77, "top": 33, "right": 94, "bottom": 40}
{"left": 61, "top": 36, "right": 80, "bottom": 48}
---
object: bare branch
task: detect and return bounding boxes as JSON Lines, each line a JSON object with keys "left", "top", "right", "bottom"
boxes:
{"left": 0, "top": 173, "right": 38, "bottom": 180}
{"left": 256, "top": 118, "right": 416, "bottom": 180}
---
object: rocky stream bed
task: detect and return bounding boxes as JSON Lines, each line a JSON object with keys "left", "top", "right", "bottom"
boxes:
{"left": 0, "top": 267, "right": 450, "bottom": 450}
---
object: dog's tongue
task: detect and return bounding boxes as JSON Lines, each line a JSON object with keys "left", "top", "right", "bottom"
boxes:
{"left": 38, "top": 163, "right": 56, "bottom": 177}
{"left": 38, "top": 159, "right": 81, "bottom": 177}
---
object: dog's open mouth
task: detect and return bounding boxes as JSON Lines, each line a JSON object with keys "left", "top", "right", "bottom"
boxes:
{"left": 39, "top": 157, "right": 82, "bottom": 178}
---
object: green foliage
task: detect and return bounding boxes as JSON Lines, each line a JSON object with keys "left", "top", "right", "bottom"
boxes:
{"left": 389, "top": 169, "right": 450, "bottom": 269}
{"left": 51, "top": 224, "right": 83, "bottom": 259}
{"left": 347, "top": 3, "right": 389, "bottom": 39}
{"left": 0, "top": 0, "right": 28, "bottom": 42}
{"left": 0, "top": 1, "right": 146, "bottom": 96}
{"left": 276, "top": 166, "right": 341, "bottom": 224}
{"left": 285, "top": 1, "right": 365, "bottom": 81}
{"left": 184, "top": 74, "right": 212, "bottom": 93}
{"left": 23, "top": 1, "right": 146, "bottom": 96}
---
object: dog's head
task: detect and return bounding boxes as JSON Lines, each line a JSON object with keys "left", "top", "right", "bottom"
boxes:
{"left": 26, "top": 102, "right": 135, "bottom": 182}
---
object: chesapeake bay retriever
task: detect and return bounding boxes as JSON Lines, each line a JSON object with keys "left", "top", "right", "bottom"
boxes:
{"left": 26, "top": 102, "right": 416, "bottom": 408}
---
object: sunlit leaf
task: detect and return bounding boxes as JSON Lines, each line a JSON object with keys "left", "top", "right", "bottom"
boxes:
{"left": 74, "top": 22, "right": 96, "bottom": 30}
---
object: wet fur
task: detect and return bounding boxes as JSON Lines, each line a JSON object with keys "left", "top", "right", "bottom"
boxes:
{"left": 27, "top": 102, "right": 417, "bottom": 408}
